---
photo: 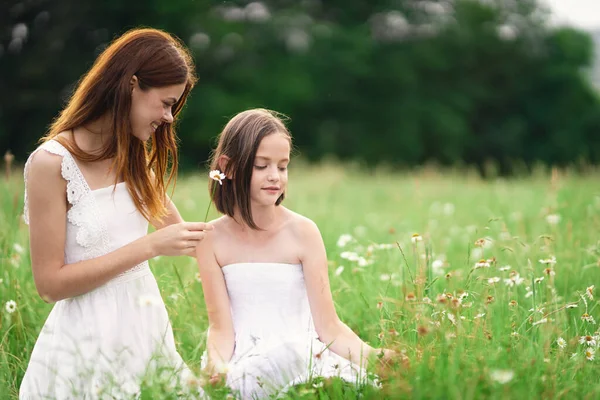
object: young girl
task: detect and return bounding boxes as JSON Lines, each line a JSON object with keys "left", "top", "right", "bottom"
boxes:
{"left": 195, "top": 109, "right": 393, "bottom": 398}
{"left": 20, "top": 28, "right": 211, "bottom": 399}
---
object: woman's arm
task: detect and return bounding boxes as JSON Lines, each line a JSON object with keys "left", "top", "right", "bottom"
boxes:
{"left": 195, "top": 229, "right": 235, "bottom": 374}
{"left": 27, "top": 151, "right": 209, "bottom": 302}
{"left": 299, "top": 218, "right": 379, "bottom": 367}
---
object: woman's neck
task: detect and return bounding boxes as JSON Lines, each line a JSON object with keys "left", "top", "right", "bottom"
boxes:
{"left": 76, "top": 114, "right": 113, "bottom": 155}
{"left": 234, "top": 204, "right": 282, "bottom": 232}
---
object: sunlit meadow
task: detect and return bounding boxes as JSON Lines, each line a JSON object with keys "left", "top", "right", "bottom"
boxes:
{"left": 1, "top": 160, "right": 599, "bottom": 399}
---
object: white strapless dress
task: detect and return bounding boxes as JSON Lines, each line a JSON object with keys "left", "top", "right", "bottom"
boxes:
{"left": 206, "top": 262, "right": 368, "bottom": 399}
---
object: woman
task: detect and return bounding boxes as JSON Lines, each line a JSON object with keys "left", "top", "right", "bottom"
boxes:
{"left": 20, "top": 28, "right": 209, "bottom": 399}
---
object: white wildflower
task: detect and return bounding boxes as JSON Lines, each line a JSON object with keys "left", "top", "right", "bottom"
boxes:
{"left": 585, "top": 347, "right": 595, "bottom": 361}
{"left": 13, "top": 244, "right": 24, "bottom": 254}
{"left": 586, "top": 285, "right": 595, "bottom": 301}
{"left": 379, "top": 274, "right": 391, "bottom": 281}
{"left": 545, "top": 214, "right": 561, "bottom": 225}
{"left": 335, "top": 266, "right": 344, "bottom": 276}
{"left": 504, "top": 273, "right": 524, "bottom": 287}
{"left": 336, "top": 234, "right": 353, "bottom": 248}
{"left": 499, "top": 265, "right": 511, "bottom": 272}
{"left": 581, "top": 313, "right": 596, "bottom": 324}
{"left": 209, "top": 170, "right": 226, "bottom": 185}
{"left": 5, "top": 300, "right": 17, "bottom": 314}
{"left": 475, "top": 259, "right": 490, "bottom": 269}
{"left": 534, "top": 277, "right": 544, "bottom": 284}
{"left": 539, "top": 256, "right": 557, "bottom": 265}
{"left": 411, "top": 233, "right": 423, "bottom": 243}
{"left": 489, "top": 369, "right": 514, "bottom": 384}
{"left": 488, "top": 277, "right": 501, "bottom": 284}
{"left": 340, "top": 251, "right": 359, "bottom": 261}
{"left": 195, "top": 272, "right": 202, "bottom": 282}
{"left": 580, "top": 335, "right": 597, "bottom": 347}
{"left": 556, "top": 337, "right": 567, "bottom": 349}
{"left": 532, "top": 318, "right": 548, "bottom": 326}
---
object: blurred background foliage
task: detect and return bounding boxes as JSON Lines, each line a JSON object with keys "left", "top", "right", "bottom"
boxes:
{"left": 2, "top": 0, "right": 600, "bottom": 174}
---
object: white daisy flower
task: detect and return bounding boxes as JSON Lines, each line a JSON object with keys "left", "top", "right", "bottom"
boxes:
{"left": 556, "top": 337, "right": 567, "bottom": 349}
{"left": 334, "top": 266, "right": 344, "bottom": 276}
{"left": 475, "top": 259, "right": 490, "bottom": 269}
{"left": 580, "top": 335, "right": 597, "bottom": 347}
{"left": 5, "top": 300, "right": 17, "bottom": 314}
{"left": 195, "top": 272, "right": 202, "bottom": 282}
{"left": 411, "top": 233, "right": 423, "bottom": 244}
{"left": 504, "top": 272, "right": 524, "bottom": 287}
{"left": 499, "top": 265, "right": 511, "bottom": 272}
{"left": 585, "top": 347, "right": 595, "bottom": 361}
{"left": 566, "top": 303, "right": 578, "bottom": 309}
{"left": 586, "top": 285, "right": 595, "bottom": 301}
{"left": 489, "top": 369, "right": 514, "bottom": 384}
{"left": 545, "top": 214, "right": 561, "bottom": 225}
{"left": 336, "top": 234, "right": 353, "bottom": 248}
{"left": 379, "top": 274, "right": 391, "bottom": 281}
{"left": 582, "top": 313, "right": 596, "bottom": 324}
{"left": 209, "top": 170, "right": 226, "bottom": 185}
{"left": 539, "top": 256, "right": 557, "bottom": 265}
{"left": 488, "top": 277, "right": 501, "bottom": 284}
{"left": 340, "top": 251, "right": 359, "bottom": 261}
{"left": 13, "top": 244, "right": 24, "bottom": 254}
{"left": 532, "top": 318, "right": 548, "bottom": 326}
{"left": 534, "top": 277, "right": 544, "bottom": 284}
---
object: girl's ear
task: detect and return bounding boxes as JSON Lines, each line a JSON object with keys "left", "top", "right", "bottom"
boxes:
{"left": 218, "top": 155, "right": 233, "bottom": 179}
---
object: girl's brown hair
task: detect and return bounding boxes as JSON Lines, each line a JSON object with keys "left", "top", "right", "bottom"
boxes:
{"left": 43, "top": 28, "right": 197, "bottom": 221}
{"left": 209, "top": 109, "right": 291, "bottom": 230}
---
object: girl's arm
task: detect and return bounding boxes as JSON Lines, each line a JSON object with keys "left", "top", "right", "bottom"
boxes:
{"left": 195, "top": 229, "right": 235, "bottom": 375}
{"left": 299, "top": 218, "right": 380, "bottom": 367}
{"left": 27, "top": 150, "right": 209, "bottom": 302}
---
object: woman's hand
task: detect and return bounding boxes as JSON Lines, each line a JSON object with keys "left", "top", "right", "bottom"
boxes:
{"left": 149, "top": 222, "right": 213, "bottom": 257}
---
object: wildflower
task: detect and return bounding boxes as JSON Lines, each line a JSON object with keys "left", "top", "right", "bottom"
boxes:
{"left": 488, "top": 277, "right": 501, "bottom": 284}
{"left": 475, "top": 259, "right": 490, "bottom": 269}
{"left": 539, "top": 256, "right": 557, "bottom": 265}
{"left": 357, "top": 257, "right": 372, "bottom": 267}
{"left": 379, "top": 274, "right": 391, "bottom": 281}
{"left": 585, "top": 348, "right": 595, "bottom": 361}
{"left": 504, "top": 272, "right": 524, "bottom": 287}
{"left": 534, "top": 277, "right": 544, "bottom": 284}
{"left": 209, "top": 170, "right": 226, "bottom": 185}
{"left": 499, "top": 265, "right": 511, "bottom": 271}
{"left": 474, "top": 238, "right": 486, "bottom": 247}
{"left": 422, "top": 297, "right": 432, "bottom": 304}
{"left": 458, "top": 291, "right": 469, "bottom": 300}
{"left": 486, "top": 295, "right": 495, "bottom": 304}
{"left": 336, "top": 234, "right": 353, "bottom": 248}
{"left": 532, "top": 318, "right": 548, "bottom": 326}
{"left": 376, "top": 302, "right": 383, "bottom": 309}
{"left": 138, "top": 295, "right": 160, "bottom": 307}
{"left": 447, "top": 313, "right": 456, "bottom": 325}
{"left": 340, "top": 251, "right": 359, "bottom": 261}
{"left": 556, "top": 337, "right": 567, "bottom": 349}
{"left": 334, "top": 266, "right": 344, "bottom": 276}
{"left": 509, "top": 300, "right": 518, "bottom": 307}
{"left": 169, "top": 293, "right": 179, "bottom": 302}
{"left": 5, "top": 300, "right": 16, "bottom": 314}
{"left": 490, "top": 369, "right": 514, "bottom": 384}
{"left": 580, "top": 335, "right": 597, "bottom": 347}
{"left": 405, "top": 292, "right": 416, "bottom": 301}
{"left": 511, "top": 331, "right": 519, "bottom": 337}
{"left": 545, "top": 214, "right": 561, "bottom": 225}
{"left": 566, "top": 303, "right": 578, "bottom": 309}
{"left": 195, "top": 272, "right": 202, "bottom": 282}
{"left": 13, "top": 243, "right": 24, "bottom": 254}
{"left": 436, "top": 293, "right": 447, "bottom": 304}
{"left": 411, "top": 233, "right": 423, "bottom": 243}
{"left": 525, "top": 290, "right": 533, "bottom": 298}
{"left": 581, "top": 313, "right": 596, "bottom": 324}
{"left": 475, "top": 313, "right": 486, "bottom": 319}
{"left": 445, "top": 272, "right": 452, "bottom": 279}
{"left": 417, "top": 325, "right": 429, "bottom": 335}
{"left": 543, "top": 268, "right": 555, "bottom": 277}
{"left": 586, "top": 285, "right": 595, "bottom": 301}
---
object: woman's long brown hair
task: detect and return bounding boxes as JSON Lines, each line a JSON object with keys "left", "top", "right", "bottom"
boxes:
{"left": 42, "top": 28, "right": 197, "bottom": 221}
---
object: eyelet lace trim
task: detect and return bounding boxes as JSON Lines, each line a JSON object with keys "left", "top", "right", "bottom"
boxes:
{"left": 23, "top": 141, "right": 146, "bottom": 277}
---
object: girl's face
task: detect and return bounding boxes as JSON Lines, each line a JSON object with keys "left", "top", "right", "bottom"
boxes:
{"left": 129, "top": 79, "right": 186, "bottom": 142}
{"left": 250, "top": 133, "right": 290, "bottom": 207}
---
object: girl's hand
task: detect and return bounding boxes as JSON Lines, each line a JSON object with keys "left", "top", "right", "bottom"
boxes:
{"left": 149, "top": 222, "right": 213, "bottom": 257}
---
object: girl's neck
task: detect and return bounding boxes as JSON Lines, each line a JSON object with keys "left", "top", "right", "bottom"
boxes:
{"left": 235, "top": 204, "right": 282, "bottom": 232}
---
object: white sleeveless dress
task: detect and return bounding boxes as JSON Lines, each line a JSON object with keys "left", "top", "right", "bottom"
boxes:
{"left": 19, "top": 140, "right": 194, "bottom": 399}
{"left": 206, "top": 262, "right": 369, "bottom": 399}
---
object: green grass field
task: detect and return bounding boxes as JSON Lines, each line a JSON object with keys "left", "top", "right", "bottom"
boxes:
{"left": 1, "top": 163, "right": 599, "bottom": 399}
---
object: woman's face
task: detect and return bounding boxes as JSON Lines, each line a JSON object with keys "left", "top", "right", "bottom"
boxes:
{"left": 129, "top": 78, "right": 186, "bottom": 142}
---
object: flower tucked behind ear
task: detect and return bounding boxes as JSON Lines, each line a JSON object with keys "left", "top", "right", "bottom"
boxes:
{"left": 209, "top": 170, "right": 226, "bottom": 185}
